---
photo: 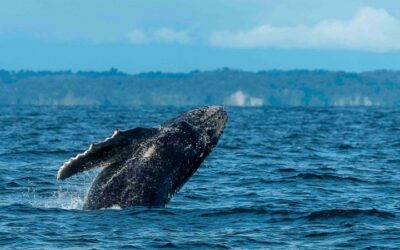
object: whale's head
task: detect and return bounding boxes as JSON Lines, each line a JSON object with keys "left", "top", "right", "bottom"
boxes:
{"left": 158, "top": 106, "right": 228, "bottom": 197}
{"left": 185, "top": 105, "right": 227, "bottom": 139}
{"left": 165, "top": 106, "right": 227, "bottom": 146}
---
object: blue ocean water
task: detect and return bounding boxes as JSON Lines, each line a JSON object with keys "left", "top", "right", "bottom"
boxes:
{"left": 1, "top": 106, "right": 400, "bottom": 249}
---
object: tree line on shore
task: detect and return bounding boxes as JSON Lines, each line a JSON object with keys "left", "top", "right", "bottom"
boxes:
{"left": 1, "top": 68, "right": 399, "bottom": 106}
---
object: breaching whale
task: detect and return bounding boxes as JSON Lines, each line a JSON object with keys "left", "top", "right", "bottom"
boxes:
{"left": 57, "top": 106, "right": 227, "bottom": 210}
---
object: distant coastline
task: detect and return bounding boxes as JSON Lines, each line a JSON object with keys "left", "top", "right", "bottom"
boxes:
{"left": 1, "top": 68, "right": 399, "bottom": 106}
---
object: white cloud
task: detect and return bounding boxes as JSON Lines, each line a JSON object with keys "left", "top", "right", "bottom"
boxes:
{"left": 128, "top": 27, "right": 190, "bottom": 44}
{"left": 152, "top": 28, "right": 190, "bottom": 43}
{"left": 128, "top": 29, "right": 146, "bottom": 44}
{"left": 209, "top": 6, "right": 400, "bottom": 52}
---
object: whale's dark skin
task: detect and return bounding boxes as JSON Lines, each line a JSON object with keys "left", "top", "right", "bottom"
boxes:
{"left": 57, "top": 106, "right": 227, "bottom": 210}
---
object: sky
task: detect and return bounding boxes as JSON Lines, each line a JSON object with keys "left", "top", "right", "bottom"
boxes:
{"left": 1, "top": 0, "right": 400, "bottom": 73}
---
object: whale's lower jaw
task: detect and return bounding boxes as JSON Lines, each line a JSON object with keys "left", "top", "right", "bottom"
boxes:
{"left": 58, "top": 106, "right": 227, "bottom": 210}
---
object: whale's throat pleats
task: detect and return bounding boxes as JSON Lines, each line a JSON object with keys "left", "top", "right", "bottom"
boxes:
{"left": 57, "top": 127, "right": 158, "bottom": 180}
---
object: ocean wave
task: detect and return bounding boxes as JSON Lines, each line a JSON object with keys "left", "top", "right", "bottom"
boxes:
{"left": 0, "top": 203, "right": 69, "bottom": 214}
{"left": 0, "top": 149, "right": 75, "bottom": 157}
{"left": 200, "top": 207, "right": 293, "bottom": 217}
{"left": 277, "top": 167, "right": 297, "bottom": 173}
{"left": 290, "top": 173, "right": 366, "bottom": 183}
{"left": 304, "top": 208, "right": 395, "bottom": 221}
{"left": 126, "top": 208, "right": 177, "bottom": 216}
{"left": 262, "top": 173, "right": 367, "bottom": 184}
{"left": 337, "top": 143, "right": 354, "bottom": 150}
{"left": 305, "top": 231, "right": 336, "bottom": 237}
{"left": 198, "top": 206, "right": 395, "bottom": 221}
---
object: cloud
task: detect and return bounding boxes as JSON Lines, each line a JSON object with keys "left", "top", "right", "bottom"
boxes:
{"left": 209, "top": 6, "right": 400, "bottom": 52}
{"left": 152, "top": 28, "right": 190, "bottom": 43}
{"left": 128, "top": 29, "right": 146, "bottom": 44}
{"left": 128, "top": 28, "right": 190, "bottom": 44}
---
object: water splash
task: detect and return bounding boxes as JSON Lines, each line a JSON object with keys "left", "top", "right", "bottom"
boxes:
{"left": 224, "top": 90, "right": 264, "bottom": 107}
{"left": 27, "top": 171, "right": 98, "bottom": 210}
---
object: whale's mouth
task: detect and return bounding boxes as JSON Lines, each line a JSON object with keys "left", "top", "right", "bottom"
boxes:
{"left": 162, "top": 106, "right": 227, "bottom": 135}
{"left": 203, "top": 106, "right": 227, "bottom": 137}
{"left": 188, "top": 106, "right": 227, "bottom": 127}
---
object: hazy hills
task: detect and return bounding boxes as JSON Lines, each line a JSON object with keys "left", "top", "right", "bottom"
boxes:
{"left": 1, "top": 68, "right": 400, "bottom": 106}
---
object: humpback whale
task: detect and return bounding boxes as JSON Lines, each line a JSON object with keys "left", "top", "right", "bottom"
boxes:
{"left": 57, "top": 106, "right": 227, "bottom": 210}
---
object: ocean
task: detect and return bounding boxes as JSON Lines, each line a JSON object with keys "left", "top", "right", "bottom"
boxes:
{"left": 1, "top": 106, "right": 399, "bottom": 249}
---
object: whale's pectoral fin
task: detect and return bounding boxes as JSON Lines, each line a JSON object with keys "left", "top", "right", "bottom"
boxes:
{"left": 57, "top": 127, "right": 158, "bottom": 180}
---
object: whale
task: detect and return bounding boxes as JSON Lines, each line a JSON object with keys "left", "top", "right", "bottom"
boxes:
{"left": 57, "top": 106, "right": 228, "bottom": 210}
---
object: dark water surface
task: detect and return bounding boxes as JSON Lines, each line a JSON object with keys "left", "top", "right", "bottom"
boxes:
{"left": 1, "top": 106, "right": 400, "bottom": 249}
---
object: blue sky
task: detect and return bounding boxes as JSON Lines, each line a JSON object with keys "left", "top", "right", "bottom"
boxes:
{"left": 1, "top": 0, "right": 400, "bottom": 72}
